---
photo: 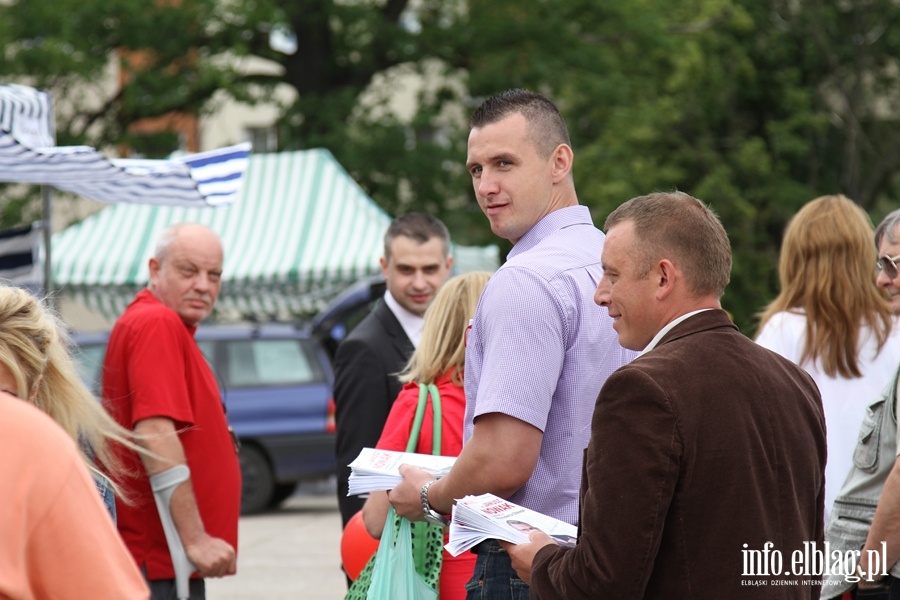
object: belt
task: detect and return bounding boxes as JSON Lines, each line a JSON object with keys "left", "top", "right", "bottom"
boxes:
{"left": 471, "top": 539, "right": 506, "bottom": 555}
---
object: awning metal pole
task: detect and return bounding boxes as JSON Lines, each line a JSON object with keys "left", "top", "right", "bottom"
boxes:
{"left": 41, "top": 184, "right": 53, "bottom": 303}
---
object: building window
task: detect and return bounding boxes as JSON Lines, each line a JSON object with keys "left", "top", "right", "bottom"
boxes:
{"left": 246, "top": 127, "right": 278, "bottom": 153}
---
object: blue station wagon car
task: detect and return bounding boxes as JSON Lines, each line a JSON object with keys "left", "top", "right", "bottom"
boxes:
{"left": 73, "top": 323, "right": 336, "bottom": 514}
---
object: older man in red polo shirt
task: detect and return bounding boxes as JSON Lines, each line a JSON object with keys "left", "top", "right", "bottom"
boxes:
{"left": 103, "top": 223, "right": 241, "bottom": 600}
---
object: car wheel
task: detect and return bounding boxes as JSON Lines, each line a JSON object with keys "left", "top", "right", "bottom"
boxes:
{"left": 268, "top": 482, "right": 298, "bottom": 508}
{"left": 239, "top": 444, "right": 274, "bottom": 515}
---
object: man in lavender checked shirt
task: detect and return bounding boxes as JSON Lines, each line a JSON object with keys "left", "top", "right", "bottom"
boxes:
{"left": 388, "top": 88, "right": 636, "bottom": 599}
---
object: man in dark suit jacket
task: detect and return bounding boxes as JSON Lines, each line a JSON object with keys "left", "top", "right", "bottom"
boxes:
{"left": 505, "top": 192, "right": 827, "bottom": 599}
{"left": 333, "top": 213, "right": 453, "bottom": 528}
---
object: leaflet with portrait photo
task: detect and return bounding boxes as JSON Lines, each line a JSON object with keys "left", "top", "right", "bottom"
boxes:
{"left": 347, "top": 447, "right": 457, "bottom": 496}
{"left": 446, "top": 493, "right": 579, "bottom": 556}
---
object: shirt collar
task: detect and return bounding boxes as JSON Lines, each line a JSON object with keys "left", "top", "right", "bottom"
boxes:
{"left": 138, "top": 288, "right": 197, "bottom": 334}
{"left": 383, "top": 290, "right": 425, "bottom": 347}
{"left": 508, "top": 205, "right": 591, "bottom": 259}
{"left": 639, "top": 309, "right": 712, "bottom": 356}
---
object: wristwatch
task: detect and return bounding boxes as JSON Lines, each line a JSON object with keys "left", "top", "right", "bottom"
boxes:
{"left": 856, "top": 563, "right": 887, "bottom": 588}
{"left": 420, "top": 480, "right": 450, "bottom": 526}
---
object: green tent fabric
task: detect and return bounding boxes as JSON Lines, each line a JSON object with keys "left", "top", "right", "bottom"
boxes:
{"left": 53, "top": 148, "right": 493, "bottom": 321}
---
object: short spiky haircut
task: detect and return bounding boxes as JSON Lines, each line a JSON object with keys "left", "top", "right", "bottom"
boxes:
{"left": 383, "top": 212, "right": 451, "bottom": 260}
{"left": 470, "top": 89, "right": 571, "bottom": 159}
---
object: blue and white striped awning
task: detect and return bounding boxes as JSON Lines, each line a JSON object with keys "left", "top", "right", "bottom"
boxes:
{"left": 0, "top": 128, "right": 251, "bottom": 207}
{"left": 0, "top": 83, "right": 250, "bottom": 207}
{"left": 0, "top": 83, "right": 54, "bottom": 148}
{"left": 0, "top": 223, "right": 41, "bottom": 287}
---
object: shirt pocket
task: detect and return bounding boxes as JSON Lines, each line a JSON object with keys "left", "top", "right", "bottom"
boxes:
{"left": 852, "top": 399, "right": 886, "bottom": 473}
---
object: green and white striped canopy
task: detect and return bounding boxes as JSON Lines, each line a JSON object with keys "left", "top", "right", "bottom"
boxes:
{"left": 52, "top": 149, "right": 393, "bottom": 320}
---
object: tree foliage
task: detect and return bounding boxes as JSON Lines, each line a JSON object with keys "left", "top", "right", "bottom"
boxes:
{"left": 462, "top": 0, "right": 900, "bottom": 332}
{"left": 3, "top": 0, "right": 900, "bottom": 331}
{"left": 0, "top": 0, "right": 481, "bottom": 238}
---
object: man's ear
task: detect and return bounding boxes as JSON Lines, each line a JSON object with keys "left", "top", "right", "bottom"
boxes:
{"left": 655, "top": 259, "right": 678, "bottom": 300}
{"left": 550, "top": 144, "right": 574, "bottom": 184}
{"left": 147, "top": 257, "right": 162, "bottom": 289}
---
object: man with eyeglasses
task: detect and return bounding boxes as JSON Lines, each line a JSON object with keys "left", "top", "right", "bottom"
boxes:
{"left": 820, "top": 209, "right": 900, "bottom": 598}
{"left": 876, "top": 209, "right": 900, "bottom": 315}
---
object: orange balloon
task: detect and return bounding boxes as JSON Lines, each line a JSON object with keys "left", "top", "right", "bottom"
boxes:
{"left": 341, "top": 510, "right": 380, "bottom": 581}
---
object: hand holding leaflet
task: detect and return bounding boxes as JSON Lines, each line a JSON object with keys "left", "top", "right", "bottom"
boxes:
{"left": 347, "top": 447, "right": 457, "bottom": 496}
{"left": 446, "top": 493, "right": 578, "bottom": 556}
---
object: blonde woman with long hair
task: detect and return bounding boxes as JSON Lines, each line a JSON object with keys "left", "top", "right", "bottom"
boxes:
{"left": 756, "top": 194, "right": 900, "bottom": 518}
{"left": 0, "top": 284, "right": 139, "bottom": 518}
{"left": 360, "top": 271, "right": 490, "bottom": 600}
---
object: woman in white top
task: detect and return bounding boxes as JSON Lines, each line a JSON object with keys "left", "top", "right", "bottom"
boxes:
{"left": 756, "top": 194, "right": 900, "bottom": 521}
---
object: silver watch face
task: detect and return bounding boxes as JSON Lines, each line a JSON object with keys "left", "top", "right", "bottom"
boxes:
{"left": 424, "top": 511, "right": 449, "bottom": 527}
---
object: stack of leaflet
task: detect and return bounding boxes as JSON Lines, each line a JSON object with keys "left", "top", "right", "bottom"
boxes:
{"left": 446, "top": 493, "right": 578, "bottom": 556}
{"left": 347, "top": 448, "right": 457, "bottom": 496}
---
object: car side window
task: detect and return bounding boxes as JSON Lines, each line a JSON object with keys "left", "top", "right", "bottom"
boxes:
{"left": 224, "top": 339, "right": 321, "bottom": 388}
{"left": 73, "top": 344, "right": 106, "bottom": 395}
{"left": 196, "top": 339, "right": 215, "bottom": 364}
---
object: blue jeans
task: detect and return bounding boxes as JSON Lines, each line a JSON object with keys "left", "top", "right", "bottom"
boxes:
{"left": 465, "top": 540, "right": 530, "bottom": 600}
{"left": 91, "top": 471, "right": 117, "bottom": 522}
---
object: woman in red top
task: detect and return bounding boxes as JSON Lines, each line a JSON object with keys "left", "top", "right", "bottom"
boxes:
{"left": 363, "top": 271, "right": 491, "bottom": 600}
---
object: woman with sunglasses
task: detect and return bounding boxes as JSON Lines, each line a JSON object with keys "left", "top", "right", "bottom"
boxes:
{"left": 756, "top": 194, "right": 900, "bottom": 522}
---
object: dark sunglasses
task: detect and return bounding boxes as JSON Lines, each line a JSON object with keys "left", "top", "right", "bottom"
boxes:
{"left": 876, "top": 254, "right": 900, "bottom": 279}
